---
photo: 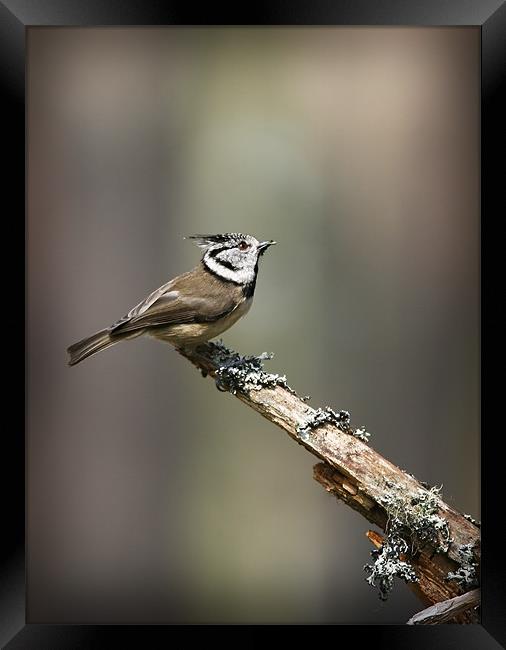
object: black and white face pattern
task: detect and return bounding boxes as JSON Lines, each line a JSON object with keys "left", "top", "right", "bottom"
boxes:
{"left": 189, "top": 233, "right": 275, "bottom": 285}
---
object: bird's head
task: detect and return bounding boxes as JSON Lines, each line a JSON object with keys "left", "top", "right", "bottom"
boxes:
{"left": 187, "top": 233, "right": 276, "bottom": 285}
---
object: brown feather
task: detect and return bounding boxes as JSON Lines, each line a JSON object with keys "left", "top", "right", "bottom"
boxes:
{"left": 109, "top": 263, "right": 245, "bottom": 336}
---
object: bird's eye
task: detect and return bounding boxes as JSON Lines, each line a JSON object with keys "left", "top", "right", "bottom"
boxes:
{"left": 238, "top": 240, "right": 249, "bottom": 251}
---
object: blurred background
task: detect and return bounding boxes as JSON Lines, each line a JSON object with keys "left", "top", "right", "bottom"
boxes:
{"left": 27, "top": 27, "right": 480, "bottom": 624}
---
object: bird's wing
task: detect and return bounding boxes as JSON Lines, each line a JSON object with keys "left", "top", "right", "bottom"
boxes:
{"left": 109, "top": 265, "right": 242, "bottom": 335}
{"left": 108, "top": 280, "right": 177, "bottom": 332}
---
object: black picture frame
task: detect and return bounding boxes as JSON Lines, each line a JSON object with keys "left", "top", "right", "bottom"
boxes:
{"left": 4, "top": 0, "right": 504, "bottom": 645}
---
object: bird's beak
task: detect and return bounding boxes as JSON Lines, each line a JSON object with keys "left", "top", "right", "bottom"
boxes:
{"left": 258, "top": 240, "right": 277, "bottom": 254}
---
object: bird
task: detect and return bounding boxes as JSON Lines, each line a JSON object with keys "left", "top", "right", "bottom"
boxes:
{"left": 67, "top": 233, "right": 276, "bottom": 366}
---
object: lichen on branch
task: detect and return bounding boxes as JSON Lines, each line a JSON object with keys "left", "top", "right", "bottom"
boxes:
{"left": 204, "top": 340, "right": 296, "bottom": 395}
{"left": 446, "top": 543, "right": 479, "bottom": 588}
{"left": 297, "top": 406, "right": 370, "bottom": 443}
{"left": 364, "top": 532, "right": 419, "bottom": 600}
{"left": 364, "top": 481, "right": 452, "bottom": 599}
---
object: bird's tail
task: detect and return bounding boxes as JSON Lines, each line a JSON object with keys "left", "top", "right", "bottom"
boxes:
{"left": 67, "top": 328, "right": 118, "bottom": 366}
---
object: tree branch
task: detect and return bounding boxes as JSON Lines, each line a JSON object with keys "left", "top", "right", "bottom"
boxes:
{"left": 177, "top": 342, "right": 480, "bottom": 622}
{"left": 406, "top": 589, "right": 480, "bottom": 625}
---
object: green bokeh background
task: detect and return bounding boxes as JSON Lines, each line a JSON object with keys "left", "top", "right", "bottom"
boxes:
{"left": 27, "top": 27, "right": 479, "bottom": 623}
